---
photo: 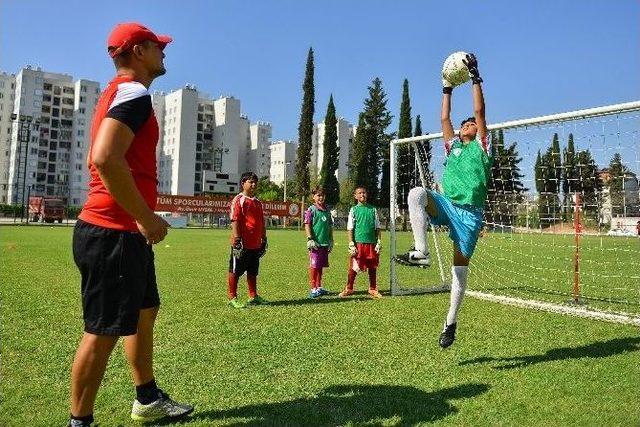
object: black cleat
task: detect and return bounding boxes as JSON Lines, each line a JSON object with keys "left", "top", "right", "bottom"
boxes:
{"left": 395, "top": 249, "right": 431, "bottom": 268}
{"left": 439, "top": 322, "right": 457, "bottom": 349}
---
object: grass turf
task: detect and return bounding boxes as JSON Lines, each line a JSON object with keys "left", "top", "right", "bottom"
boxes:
{"left": 1, "top": 226, "right": 638, "bottom": 426}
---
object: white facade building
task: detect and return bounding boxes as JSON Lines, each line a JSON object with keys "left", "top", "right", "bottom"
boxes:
{"left": 5, "top": 66, "right": 99, "bottom": 206}
{"left": 153, "top": 86, "right": 269, "bottom": 196}
{"left": 249, "top": 121, "right": 272, "bottom": 178}
{"left": 310, "top": 117, "right": 353, "bottom": 183}
{"left": 269, "top": 140, "right": 296, "bottom": 185}
{"left": 0, "top": 72, "right": 16, "bottom": 203}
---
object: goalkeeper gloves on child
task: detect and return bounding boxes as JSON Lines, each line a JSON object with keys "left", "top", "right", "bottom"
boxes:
{"left": 463, "top": 53, "right": 483, "bottom": 84}
{"left": 232, "top": 237, "right": 244, "bottom": 258}
{"left": 307, "top": 237, "right": 318, "bottom": 251}
{"left": 348, "top": 241, "right": 357, "bottom": 256}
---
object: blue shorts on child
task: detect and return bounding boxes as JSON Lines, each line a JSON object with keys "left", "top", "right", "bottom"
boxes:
{"left": 427, "top": 190, "right": 484, "bottom": 259}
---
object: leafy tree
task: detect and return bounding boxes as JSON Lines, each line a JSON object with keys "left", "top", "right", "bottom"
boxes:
{"left": 362, "top": 77, "right": 393, "bottom": 206}
{"left": 485, "top": 130, "right": 527, "bottom": 227}
{"left": 396, "top": 79, "right": 412, "bottom": 229}
{"left": 574, "top": 149, "right": 602, "bottom": 220}
{"left": 319, "top": 95, "right": 340, "bottom": 206}
{"left": 608, "top": 153, "right": 632, "bottom": 217}
{"left": 350, "top": 113, "right": 370, "bottom": 190}
{"left": 295, "top": 48, "right": 315, "bottom": 200}
{"left": 256, "top": 176, "right": 283, "bottom": 201}
{"left": 562, "top": 133, "right": 577, "bottom": 220}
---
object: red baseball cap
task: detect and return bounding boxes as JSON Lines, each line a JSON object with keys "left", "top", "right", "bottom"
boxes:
{"left": 107, "top": 22, "right": 172, "bottom": 58}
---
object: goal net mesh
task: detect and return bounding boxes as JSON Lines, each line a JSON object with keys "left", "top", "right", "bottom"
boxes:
{"left": 389, "top": 102, "right": 640, "bottom": 324}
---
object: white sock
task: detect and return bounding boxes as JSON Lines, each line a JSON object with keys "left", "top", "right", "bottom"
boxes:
{"left": 446, "top": 266, "right": 469, "bottom": 325}
{"left": 408, "top": 187, "right": 430, "bottom": 255}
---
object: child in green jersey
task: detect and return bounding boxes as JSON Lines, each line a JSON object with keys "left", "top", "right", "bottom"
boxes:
{"left": 397, "top": 53, "right": 492, "bottom": 348}
{"left": 339, "top": 186, "right": 383, "bottom": 299}
{"left": 304, "top": 187, "right": 334, "bottom": 298}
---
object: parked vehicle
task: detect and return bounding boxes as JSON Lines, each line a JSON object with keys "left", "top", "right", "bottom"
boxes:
{"left": 28, "top": 197, "right": 65, "bottom": 223}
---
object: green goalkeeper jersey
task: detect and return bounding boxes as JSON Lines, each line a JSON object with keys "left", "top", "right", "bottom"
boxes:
{"left": 442, "top": 136, "right": 493, "bottom": 208}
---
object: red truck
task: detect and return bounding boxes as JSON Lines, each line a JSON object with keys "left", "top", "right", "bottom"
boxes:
{"left": 29, "top": 196, "right": 65, "bottom": 223}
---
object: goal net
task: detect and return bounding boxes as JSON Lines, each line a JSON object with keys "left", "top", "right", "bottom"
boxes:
{"left": 389, "top": 101, "right": 640, "bottom": 325}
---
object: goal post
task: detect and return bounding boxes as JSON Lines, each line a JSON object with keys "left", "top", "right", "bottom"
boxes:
{"left": 389, "top": 101, "right": 640, "bottom": 325}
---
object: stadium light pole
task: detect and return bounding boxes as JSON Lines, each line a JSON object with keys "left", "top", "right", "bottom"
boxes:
{"left": 283, "top": 161, "right": 292, "bottom": 202}
{"left": 11, "top": 114, "right": 39, "bottom": 222}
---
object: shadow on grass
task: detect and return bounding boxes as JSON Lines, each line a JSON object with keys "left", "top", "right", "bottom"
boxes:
{"left": 459, "top": 336, "right": 640, "bottom": 370}
{"left": 157, "top": 383, "right": 489, "bottom": 426}
{"left": 267, "top": 291, "right": 381, "bottom": 307}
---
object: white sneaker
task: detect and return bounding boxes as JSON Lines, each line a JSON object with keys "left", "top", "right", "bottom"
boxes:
{"left": 395, "top": 249, "right": 431, "bottom": 267}
{"left": 131, "top": 389, "right": 194, "bottom": 422}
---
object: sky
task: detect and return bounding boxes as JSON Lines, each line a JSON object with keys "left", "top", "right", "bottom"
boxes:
{"left": 1, "top": 0, "right": 639, "bottom": 143}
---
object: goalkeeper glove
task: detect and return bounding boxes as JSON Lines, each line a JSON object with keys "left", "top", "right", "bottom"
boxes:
{"left": 463, "top": 53, "right": 483, "bottom": 84}
{"left": 375, "top": 239, "right": 382, "bottom": 254}
{"left": 232, "top": 237, "right": 244, "bottom": 258}
{"left": 307, "top": 237, "right": 318, "bottom": 251}
{"left": 348, "top": 241, "right": 357, "bottom": 256}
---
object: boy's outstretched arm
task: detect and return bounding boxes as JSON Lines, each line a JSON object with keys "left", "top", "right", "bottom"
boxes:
{"left": 465, "top": 53, "right": 488, "bottom": 141}
{"left": 441, "top": 87, "right": 455, "bottom": 143}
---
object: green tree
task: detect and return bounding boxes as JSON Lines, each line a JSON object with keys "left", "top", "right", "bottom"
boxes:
{"left": 295, "top": 48, "right": 315, "bottom": 201}
{"left": 574, "top": 149, "right": 602, "bottom": 221}
{"left": 362, "top": 77, "right": 393, "bottom": 206}
{"left": 256, "top": 176, "right": 283, "bottom": 201}
{"left": 413, "top": 114, "right": 433, "bottom": 189}
{"left": 319, "top": 95, "right": 340, "bottom": 206}
{"left": 396, "top": 79, "right": 412, "bottom": 230}
{"left": 350, "top": 113, "right": 370, "bottom": 190}
{"left": 536, "top": 134, "right": 562, "bottom": 228}
{"left": 485, "top": 130, "right": 527, "bottom": 227}
{"left": 608, "top": 153, "right": 631, "bottom": 217}
{"left": 562, "top": 133, "right": 577, "bottom": 220}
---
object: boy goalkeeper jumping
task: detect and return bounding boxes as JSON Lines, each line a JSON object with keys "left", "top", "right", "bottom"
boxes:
{"left": 396, "top": 53, "right": 492, "bottom": 348}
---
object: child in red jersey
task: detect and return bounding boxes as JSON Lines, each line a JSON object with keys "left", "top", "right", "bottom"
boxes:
{"left": 227, "top": 172, "right": 269, "bottom": 308}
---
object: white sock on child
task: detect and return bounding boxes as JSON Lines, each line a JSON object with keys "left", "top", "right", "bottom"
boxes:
{"left": 407, "top": 187, "right": 430, "bottom": 255}
{"left": 446, "top": 265, "right": 469, "bottom": 325}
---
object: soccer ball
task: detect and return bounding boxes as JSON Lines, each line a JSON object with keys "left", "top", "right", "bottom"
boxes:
{"left": 442, "top": 51, "right": 470, "bottom": 87}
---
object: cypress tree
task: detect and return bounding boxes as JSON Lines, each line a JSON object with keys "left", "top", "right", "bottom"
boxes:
{"left": 319, "top": 95, "right": 340, "bottom": 205}
{"left": 362, "top": 77, "right": 393, "bottom": 206}
{"left": 608, "top": 153, "right": 630, "bottom": 217}
{"left": 562, "top": 133, "right": 577, "bottom": 220}
{"left": 413, "top": 115, "right": 433, "bottom": 188}
{"left": 396, "top": 79, "right": 412, "bottom": 203}
{"left": 396, "top": 79, "right": 412, "bottom": 229}
{"left": 350, "top": 113, "right": 369, "bottom": 189}
{"left": 575, "top": 149, "right": 602, "bottom": 221}
{"left": 295, "top": 48, "right": 315, "bottom": 200}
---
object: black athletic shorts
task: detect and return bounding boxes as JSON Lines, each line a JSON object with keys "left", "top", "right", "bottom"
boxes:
{"left": 72, "top": 219, "right": 160, "bottom": 336}
{"left": 228, "top": 247, "right": 260, "bottom": 277}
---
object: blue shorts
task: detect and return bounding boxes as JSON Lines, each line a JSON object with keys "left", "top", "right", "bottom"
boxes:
{"left": 428, "top": 190, "right": 484, "bottom": 259}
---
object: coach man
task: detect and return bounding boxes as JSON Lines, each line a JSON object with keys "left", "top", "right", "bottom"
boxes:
{"left": 69, "top": 23, "right": 192, "bottom": 426}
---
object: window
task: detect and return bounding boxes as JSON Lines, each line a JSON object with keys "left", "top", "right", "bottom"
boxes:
{"left": 54, "top": 87, "right": 61, "bottom": 95}
{"left": 50, "top": 141, "right": 57, "bottom": 150}
{"left": 52, "top": 108, "right": 59, "bottom": 117}
{"left": 53, "top": 97, "right": 60, "bottom": 106}
{"left": 63, "top": 86, "right": 74, "bottom": 94}
{"left": 49, "top": 153, "right": 56, "bottom": 162}
{"left": 43, "top": 83, "right": 52, "bottom": 91}
{"left": 81, "top": 85, "right": 87, "bottom": 93}
{"left": 51, "top": 130, "right": 58, "bottom": 139}
{"left": 213, "top": 151, "right": 222, "bottom": 172}
{"left": 51, "top": 119, "right": 59, "bottom": 128}
{"left": 48, "top": 163, "right": 55, "bottom": 172}
{"left": 80, "top": 96, "right": 86, "bottom": 103}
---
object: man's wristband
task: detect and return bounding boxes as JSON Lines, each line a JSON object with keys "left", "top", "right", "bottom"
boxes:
{"left": 471, "top": 76, "right": 483, "bottom": 85}
{"left": 443, "top": 86, "right": 453, "bottom": 95}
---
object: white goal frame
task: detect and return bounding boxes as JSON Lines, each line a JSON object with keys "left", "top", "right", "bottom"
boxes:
{"left": 389, "top": 100, "right": 640, "bottom": 325}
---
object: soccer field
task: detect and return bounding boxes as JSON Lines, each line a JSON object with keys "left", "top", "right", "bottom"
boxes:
{"left": 1, "top": 226, "right": 639, "bottom": 426}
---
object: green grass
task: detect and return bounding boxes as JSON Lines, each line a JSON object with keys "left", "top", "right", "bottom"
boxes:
{"left": 1, "top": 226, "right": 639, "bottom": 426}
